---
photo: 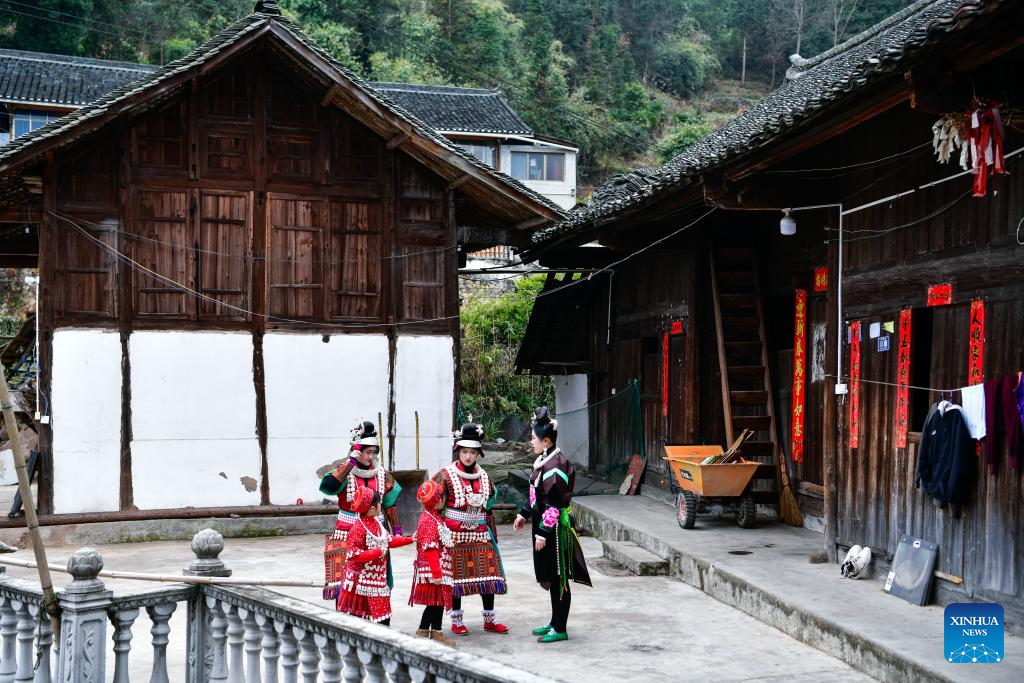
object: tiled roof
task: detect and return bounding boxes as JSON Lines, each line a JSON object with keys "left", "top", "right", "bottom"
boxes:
{"left": 0, "top": 49, "right": 157, "bottom": 107}
{"left": 370, "top": 82, "right": 532, "bottom": 136}
{"left": 530, "top": 0, "right": 997, "bottom": 248}
{"left": 0, "top": 1, "right": 564, "bottom": 218}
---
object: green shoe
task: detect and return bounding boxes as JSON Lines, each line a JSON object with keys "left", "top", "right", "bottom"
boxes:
{"left": 532, "top": 624, "right": 552, "bottom": 636}
{"left": 537, "top": 630, "right": 568, "bottom": 643}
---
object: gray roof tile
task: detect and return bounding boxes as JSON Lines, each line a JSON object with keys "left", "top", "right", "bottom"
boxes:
{"left": 370, "top": 82, "right": 532, "bottom": 136}
{"left": 0, "top": 49, "right": 157, "bottom": 107}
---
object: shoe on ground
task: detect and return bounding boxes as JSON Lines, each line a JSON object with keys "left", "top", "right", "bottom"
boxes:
{"left": 537, "top": 630, "right": 568, "bottom": 643}
{"left": 415, "top": 629, "right": 431, "bottom": 639}
{"left": 483, "top": 621, "right": 509, "bottom": 634}
{"left": 429, "top": 631, "right": 458, "bottom": 646}
{"left": 531, "top": 624, "right": 552, "bottom": 636}
{"left": 450, "top": 623, "right": 469, "bottom": 636}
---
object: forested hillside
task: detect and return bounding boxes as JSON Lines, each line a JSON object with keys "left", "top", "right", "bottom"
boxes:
{"left": 0, "top": 0, "right": 913, "bottom": 183}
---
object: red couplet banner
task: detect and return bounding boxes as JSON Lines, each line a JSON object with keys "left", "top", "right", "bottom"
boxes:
{"left": 662, "top": 332, "right": 670, "bottom": 418}
{"left": 849, "top": 321, "right": 861, "bottom": 449}
{"left": 895, "top": 308, "right": 912, "bottom": 449}
{"left": 791, "top": 290, "right": 807, "bottom": 462}
{"left": 968, "top": 299, "right": 984, "bottom": 386}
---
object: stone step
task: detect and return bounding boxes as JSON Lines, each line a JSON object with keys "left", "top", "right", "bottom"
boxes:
{"left": 601, "top": 540, "right": 669, "bottom": 576}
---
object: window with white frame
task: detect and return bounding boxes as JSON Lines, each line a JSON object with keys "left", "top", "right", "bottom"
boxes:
{"left": 12, "top": 110, "right": 59, "bottom": 139}
{"left": 510, "top": 151, "right": 564, "bottom": 182}
{"left": 458, "top": 142, "right": 496, "bottom": 167}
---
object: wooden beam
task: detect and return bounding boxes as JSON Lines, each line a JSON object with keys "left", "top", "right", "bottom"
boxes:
{"left": 513, "top": 216, "right": 550, "bottom": 231}
{"left": 320, "top": 84, "right": 342, "bottom": 107}
{"left": 447, "top": 174, "right": 471, "bottom": 191}
{"left": 386, "top": 131, "right": 410, "bottom": 150}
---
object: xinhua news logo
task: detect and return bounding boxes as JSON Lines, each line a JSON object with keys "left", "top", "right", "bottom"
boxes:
{"left": 944, "top": 603, "right": 1004, "bottom": 664}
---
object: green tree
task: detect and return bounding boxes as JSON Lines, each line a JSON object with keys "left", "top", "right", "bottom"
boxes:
{"left": 0, "top": 0, "right": 95, "bottom": 55}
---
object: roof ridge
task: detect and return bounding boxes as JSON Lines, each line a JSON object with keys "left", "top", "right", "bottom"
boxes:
{"left": 370, "top": 82, "right": 498, "bottom": 95}
{"left": 0, "top": 48, "right": 158, "bottom": 73}
{"left": 786, "top": 0, "right": 936, "bottom": 77}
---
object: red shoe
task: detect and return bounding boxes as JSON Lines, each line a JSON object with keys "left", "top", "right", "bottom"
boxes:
{"left": 451, "top": 623, "right": 469, "bottom": 636}
{"left": 483, "top": 621, "right": 509, "bottom": 634}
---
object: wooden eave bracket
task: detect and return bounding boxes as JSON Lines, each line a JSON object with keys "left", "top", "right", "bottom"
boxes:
{"left": 320, "top": 84, "right": 342, "bottom": 107}
{"left": 386, "top": 131, "right": 411, "bottom": 150}
{"left": 447, "top": 174, "right": 471, "bottom": 191}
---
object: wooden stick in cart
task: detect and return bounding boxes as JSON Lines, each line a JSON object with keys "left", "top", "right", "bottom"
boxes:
{"left": 0, "top": 361, "right": 61, "bottom": 643}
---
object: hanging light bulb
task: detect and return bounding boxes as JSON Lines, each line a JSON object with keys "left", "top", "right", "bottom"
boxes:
{"left": 780, "top": 208, "right": 796, "bottom": 236}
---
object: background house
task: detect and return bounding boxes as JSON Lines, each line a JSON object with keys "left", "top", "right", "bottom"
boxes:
{"left": 0, "top": 2, "right": 561, "bottom": 516}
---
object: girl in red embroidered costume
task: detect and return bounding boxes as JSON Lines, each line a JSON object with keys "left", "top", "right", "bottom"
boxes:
{"left": 337, "top": 487, "right": 413, "bottom": 625}
{"left": 410, "top": 480, "right": 457, "bottom": 646}
{"left": 433, "top": 423, "right": 509, "bottom": 636}
{"left": 319, "top": 421, "right": 403, "bottom": 604}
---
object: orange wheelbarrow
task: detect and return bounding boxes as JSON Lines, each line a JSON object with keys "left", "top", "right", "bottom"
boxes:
{"left": 663, "top": 442, "right": 762, "bottom": 529}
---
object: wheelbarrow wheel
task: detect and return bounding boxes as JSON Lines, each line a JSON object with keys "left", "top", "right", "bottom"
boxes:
{"left": 676, "top": 491, "right": 697, "bottom": 529}
{"left": 737, "top": 495, "right": 756, "bottom": 528}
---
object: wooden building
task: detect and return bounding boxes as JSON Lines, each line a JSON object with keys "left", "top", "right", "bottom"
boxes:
{"left": 0, "top": 1, "right": 562, "bottom": 515}
{"left": 519, "top": 0, "right": 1024, "bottom": 615}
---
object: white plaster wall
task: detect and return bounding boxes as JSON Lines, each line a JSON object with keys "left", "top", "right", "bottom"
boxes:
{"left": 129, "top": 331, "right": 262, "bottom": 508}
{"left": 51, "top": 329, "right": 123, "bottom": 513}
{"left": 263, "top": 333, "right": 389, "bottom": 505}
{"left": 499, "top": 144, "right": 578, "bottom": 210}
{"left": 555, "top": 374, "right": 590, "bottom": 467}
{"left": 393, "top": 336, "right": 454, "bottom": 475}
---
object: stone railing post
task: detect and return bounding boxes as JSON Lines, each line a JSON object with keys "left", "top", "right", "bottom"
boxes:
{"left": 56, "top": 549, "right": 111, "bottom": 683}
{"left": 186, "top": 529, "right": 230, "bottom": 683}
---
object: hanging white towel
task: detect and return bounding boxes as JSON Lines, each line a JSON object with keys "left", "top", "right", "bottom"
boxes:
{"left": 960, "top": 383, "right": 986, "bottom": 439}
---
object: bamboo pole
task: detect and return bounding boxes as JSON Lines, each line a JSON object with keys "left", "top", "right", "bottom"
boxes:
{"left": 0, "top": 361, "right": 61, "bottom": 640}
{"left": 415, "top": 410, "right": 420, "bottom": 470}
{"left": 0, "top": 556, "right": 324, "bottom": 587}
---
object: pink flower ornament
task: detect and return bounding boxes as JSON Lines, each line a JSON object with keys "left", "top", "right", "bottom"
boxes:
{"left": 529, "top": 487, "right": 537, "bottom": 507}
{"left": 542, "top": 506, "right": 559, "bottom": 528}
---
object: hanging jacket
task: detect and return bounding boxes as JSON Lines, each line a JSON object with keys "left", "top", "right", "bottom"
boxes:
{"left": 916, "top": 401, "right": 975, "bottom": 516}
{"left": 983, "top": 374, "right": 1023, "bottom": 473}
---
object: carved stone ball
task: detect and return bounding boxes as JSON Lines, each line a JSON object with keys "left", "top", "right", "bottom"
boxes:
{"left": 67, "top": 548, "right": 103, "bottom": 581}
{"left": 185, "top": 528, "right": 232, "bottom": 577}
{"left": 192, "top": 528, "right": 225, "bottom": 560}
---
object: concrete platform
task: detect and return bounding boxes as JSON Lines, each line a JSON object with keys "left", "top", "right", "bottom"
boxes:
{"left": 602, "top": 540, "right": 669, "bottom": 576}
{"left": 1, "top": 526, "right": 872, "bottom": 682}
{"left": 574, "top": 494, "right": 1024, "bottom": 683}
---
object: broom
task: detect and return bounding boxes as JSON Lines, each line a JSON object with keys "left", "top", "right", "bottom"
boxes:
{"left": 775, "top": 443, "right": 802, "bottom": 526}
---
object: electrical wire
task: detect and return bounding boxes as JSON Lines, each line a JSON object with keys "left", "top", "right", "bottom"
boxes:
{"left": 0, "top": 1, "right": 151, "bottom": 42}
{"left": 0, "top": 0, "right": 153, "bottom": 38}
{"left": 53, "top": 211, "right": 457, "bottom": 265}
{"left": 827, "top": 190, "right": 972, "bottom": 241}
{"left": 765, "top": 140, "right": 933, "bottom": 175}
{"left": 50, "top": 211, "right": 461, "bottom": 330}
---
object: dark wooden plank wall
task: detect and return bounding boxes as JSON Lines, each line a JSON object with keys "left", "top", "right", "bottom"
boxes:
{"left": 820, "top": 102, "right": 1024, "bottom": 605}
{"left": 588, "top": 248, "right": 692, "bottom": 484}
{"left": 47, "top": 56, "right": 457, "bottom": 334}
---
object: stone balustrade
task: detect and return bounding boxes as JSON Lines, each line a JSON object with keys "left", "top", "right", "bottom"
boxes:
{"left": 0, "top": 530, "right": 551, "bottom": 683}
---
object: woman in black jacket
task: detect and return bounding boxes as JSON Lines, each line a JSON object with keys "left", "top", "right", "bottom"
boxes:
{"left": 513, "top": 407, "right": 591, "bottom": 643}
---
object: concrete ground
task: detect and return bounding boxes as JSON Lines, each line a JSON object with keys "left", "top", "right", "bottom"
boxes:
{"left": 0, "top": 526, "right": 872, "bottom": 682}
{"left": 573, "top": 494, "right": 1024, "bottom": 683}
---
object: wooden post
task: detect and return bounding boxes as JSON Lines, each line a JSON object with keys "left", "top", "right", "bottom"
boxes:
{"left": 0, "top": 361, "right": 61, "bottom": 641}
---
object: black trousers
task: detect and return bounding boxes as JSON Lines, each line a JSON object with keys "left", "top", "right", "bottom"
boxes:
{"left": 451, "top": 594, "right": 495, "bottom": 611}
{"left": 418, "top": 606, "right": 443, "bottom": 630}
{"left": 549, "top": 584, "right": 571, "bottom": 633}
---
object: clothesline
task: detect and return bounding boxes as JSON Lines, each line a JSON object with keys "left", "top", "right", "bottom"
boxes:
{"left": 825, "top": 373, "right": 965, "bottom": 394}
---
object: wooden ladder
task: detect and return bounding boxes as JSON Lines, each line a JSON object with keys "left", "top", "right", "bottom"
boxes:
{"left": 709, "top": 246, "right": 780, "bottom": 496}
